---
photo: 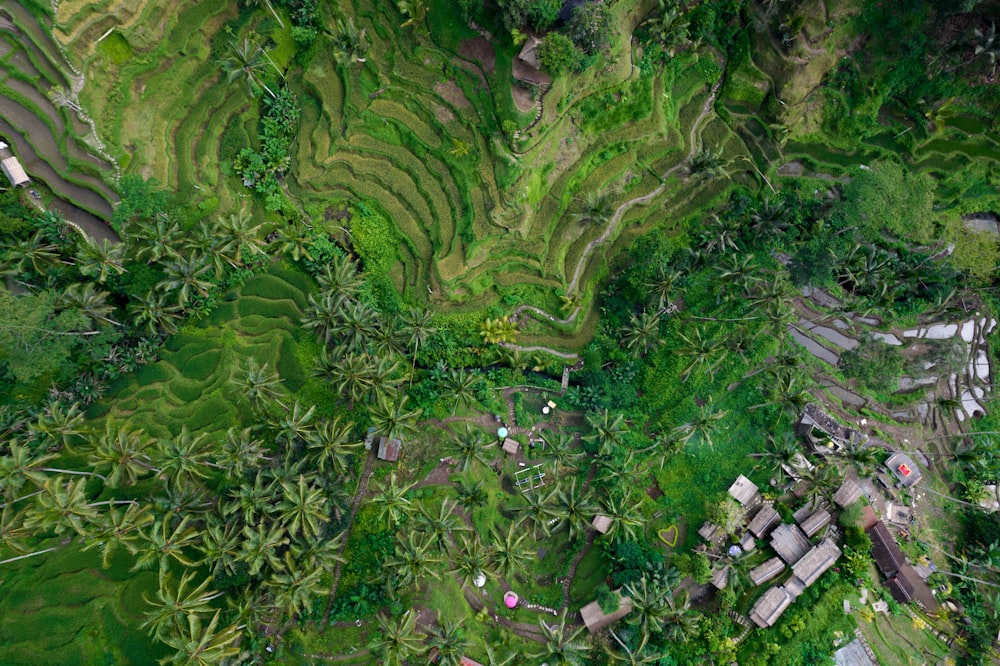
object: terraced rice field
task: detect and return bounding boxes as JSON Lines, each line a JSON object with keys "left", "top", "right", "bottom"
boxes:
{"left": 93, "top": 267, "right": 313, "bottom": 440}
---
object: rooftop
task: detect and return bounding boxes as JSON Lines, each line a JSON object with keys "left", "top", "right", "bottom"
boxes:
{"left": 728, "top": 474, "right": 759, "bottom": 506}
{"left": 376, "top": 437, "right": 401, "bottom": 462}
{"left": 770, "top": 523, "right": 811, "bottom": 565}
{"left": 885, "top": 452, "right": 921, "bottom": 487}
{"left": 749, "top": 556, "right": 786, "bottom": 586}
{"left": 580, "top": 589, "right": 633, "bottom": 633}
{"left": 749, "top": 586, "right": 792, "bottom": 628}
{"left": 834, "top": 478, "right": 863, "bottom": 507}
{"left": 1, "top": 156, "right": 29, "bottom": 187}
{"left": 798, "top": 509, "right": 832, "bottom": 538}
{"left": 747, "top": 505, "right": 781, "bottom": 539}
{"left": 867, "top": 521, "right": 906, "bottom": 578}
{"left": 502, "top": 438, "right": 520, "bottom": 455}
{"left": 592, "top": 515, "right": 612, "bottom": 534}
{"left": 790, "top": 538, "right": 841, "bottom": 587}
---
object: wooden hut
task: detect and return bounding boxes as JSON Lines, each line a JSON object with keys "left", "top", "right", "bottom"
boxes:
{"left": 580, "top": 589, "right": 633, "bottom": 633}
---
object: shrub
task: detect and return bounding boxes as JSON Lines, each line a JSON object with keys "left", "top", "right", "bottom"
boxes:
{"left": 840, "top": 335, "right": 904, "bottom": 393}
{"left": 538, "top": 32, "right": 582, "bottom": 76}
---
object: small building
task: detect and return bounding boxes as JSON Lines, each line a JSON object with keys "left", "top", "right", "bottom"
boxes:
{"left": 592, "top": 515, "right": 612, "bottom": 534}
{"left": 502, "top": 438, "right": 520, "bottom": 456}
{"left": 711, "top": 564, "right": 730, "bottom": 590}
{"left": 770, "top": 523, "right": 811, "bottom": 565}
{"left": 0, "top": 142, "right": 29, "bottom": 188}
{"left": 580, "top": 589, "right": 633, "bottom": 633}
{"left": 749, "top": 586, "right": 792, "bottom": 628}
{"left": 885, "top": 452, "right": 921, "bottom": 487}
{"left": 834, "top": 478, "right": 863, "bottom": 508}
{"left": 867, "top": 521, "right": 906, "bottom": 578}
{"left": 747, "top": 505, "right": 780, "bottom": 539}
{"left": 739, "top": 532, "right": 757, "bottom": 553}
{"left": 833, "top": 638, "right": 878, "bottom": 666}
{"left": 886, "top": 563, "right": 939, "bottom": 611}
{"left": 749, "top": 557, "right": 786, "bottom": 586}
{"left": 798, "top": 509, "right": 832, "bottom": 538}
{"left": 790, "top": 538, "right": 841, "bottom": 588}
{"left": 377, "top": 437, "right": 401, "bottom": 462}
{"left": 698, "top": 521, "right": 722, "bottom": 543}
{"left": 885, "top": 502, "right": 913, "bottom": 526}
{"left": 728, "top": 475, "right": 760, "bottom": 506}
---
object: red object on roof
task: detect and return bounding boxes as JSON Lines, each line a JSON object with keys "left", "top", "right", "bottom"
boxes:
{"left": 899, "top": 463, "right": 912, "bottom": 477}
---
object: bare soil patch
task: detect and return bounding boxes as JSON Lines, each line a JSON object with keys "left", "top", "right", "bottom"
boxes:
{"left": 458, "top": 36, "right": 496, "bottom": 74}
{"left": 511, "top": 84, "right": 535, "bottom": 113}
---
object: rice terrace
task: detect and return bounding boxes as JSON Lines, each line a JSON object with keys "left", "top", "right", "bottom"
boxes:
{"left": 1, "top": 0, "right": 1000, "bottom": 664}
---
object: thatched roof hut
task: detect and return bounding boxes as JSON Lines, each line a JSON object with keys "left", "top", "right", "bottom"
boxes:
{"left": 770, "top": 523, "right": 811, "bottom": 565}
{"left": 749, "top": 586, "right": 792, "bottom": 628}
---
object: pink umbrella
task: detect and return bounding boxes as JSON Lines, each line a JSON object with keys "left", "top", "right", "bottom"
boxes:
{"left": 503, "top": 591, "right": 519, "bottom": 609}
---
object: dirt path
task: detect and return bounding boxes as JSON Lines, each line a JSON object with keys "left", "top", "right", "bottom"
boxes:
{"left": 499, "top": 342, "right": 580, "bottom": 360}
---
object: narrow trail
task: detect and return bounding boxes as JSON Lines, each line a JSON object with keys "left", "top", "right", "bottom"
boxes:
{"left": 511, "top": 303, "right": 581, "bottom": 326}
{"left": 560, "top": 530, "right": 597, "bottom": 608}
{"left": 566, "top": 66, "right": 725, "bottom": 295}
{"left": 321, "top": 447, "right": 377, "bottom": 628}
{"left": 499, "top": 342, "right": 580, "bottom": 360}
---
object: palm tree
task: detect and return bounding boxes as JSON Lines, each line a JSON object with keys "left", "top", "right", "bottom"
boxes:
{"left": 306, "top": 417, "right": 359, "bottom": 478}
{"left": 233, "top": 357, "right": 286, "bottom": 414}
{"left": 455, "top": 476, "right": 488, "bottom": 509}
{"left": 675, "top": 326, "right": 727, "bottom": 381}
{"left": 218, "top": 209, "right": 266, "bottom": 265}
{"left": 30, "top": 400, "right": 88, "bottom": 451}
{"left": 158, "top": 610, "right": 242, "bottom": 666}
{"left": 334, "top": 299, "right": 379, "bottom": 352}
{"left": 371, "top": 473, "right": 417, "bottom": 527}
{"left": 269, "top": 401, "right": 316, "bottom": 449}
{"left": 74, "top": 237, "right": 126, "bottom": 284}
{"left": 672, "top": 397, "right": 729, "bottom": 450}
{"left": 238, "top": 520, "right": 289, "bottom": 577}
{"left": 749, "top": 433, "right": 802, "bottom": 482}
{"left": 428, "top": 619, "right": 472, "bottom": 666}
{"left": 219, "top": 37, "right": 276, "bottom": 98}
{"left": 553, "top": 479, "right": 599, "bottom": 541}
{"left": 798, "top": 463, "right": 842, "bottom": 506}
{"left": 197, "top": 518, "right": 243, "bottom": 577}
{"left": 479, "top": 316, "right": 518, "bottom": 345}
{"left": 302, "top": 293, "right": 346, "bottom": 346}
{"left": 490, "top": 522, "right": 533, "bottom": 581}
{"left": 0, "top": 443, "right": 56, "bottom": 499}
{"left": 571, "top": 191, "right": 614, "bottom": 227}
{"left": 275, "top": 223, "right": 312, "bottom": 262}
{"left": 1, "top": 231, "right": 62, "bottom": 276}
{"left": 368, "top": 610, "right": 426, "bottom": 666}
{"left": 226, "top": 474, "right": 278, "bottom": 525}
{"left": 659, "top": 588, "right": 699, "bottom": 642}
{"left": 158, "top": 254, "right": 213, "bottom": 307}
{"left": 643, "top": 265, "right": 684, "bottom": 312}
{"left": 599, "top": 492, "right": 643, "bottom": 541}
{"left": 449, "top": 427, "right": 494, "bottom": 472}
{"left": 386, "top": 531, "right": 442, "bottom": 589}
{"left": 132, "top": 513, "right": 201, "bottom": 575}
{"left": 264, "top": 551, "right": 326, "bottom": 617}
{"left": 398, "top": 306, "right": 436, "bottom": 386}
{"left": 22, "top": 476, "right": 98, "bottom": 537}
{"left": 531, "top": 610, "right": 589, "bottom": 666}
{"left": 154, "top": 426, "right": 215, "bottom": 490}
{"left": 219, "top": 426, "right": 268, "bottom": 480}
{"left": 370, "top": 394, "right": 422, "bottom": 441}
{"left": 585, "top": 409, "right": 627, "bottom": 456}
{"left": 450, "top": 535, "right": 493, "bottom": 588}
{"left": 277, "top": 475, "right": 327, "bottom": 539}
{"left": 622, "top": 310, "right": 663, "bottom": 358}
{"left": 57, "top": 282, "right": 119, "bottom": 327}
{"left": 606, "top": 629, "right": 658, "bottom": 665}
{"left": 83, "top": 502, "right": 153, "bottom": 568}
{"left": 89, "top": 419, "right": 158, "bottom": 487}
{"left": 415, "top": 498, "right": 467, "bottom": 550}
{"left": 141, "top": 571, "right": 224, "bottom": 642}
{"left": 542, "top": 431, "right": 586, "bottom": 472}
{"left": 368, "top": 356, "right": 405, "bottom": 405}
{"left": 332, "top": 17, "right": 369, "bottom": 66}
{"left": 442, "top": 366, "right": 482, "bottom": 415}
{"left": 749, "top": 368, "right": 813, "bottom": 421}
{"left": 510, "top": 487, "right": 559, "bottom": 538}
{"left": 974, "top": 22, "right": 999, "bottom": 78}
{"left": 130, "top": 214, "right": 182, "bottom": 264}
{"left": 647, "top": 2, "right": 689, "bottom": 56}
{"left": 128, "top": 292, "right": 182, "bottom": 337}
